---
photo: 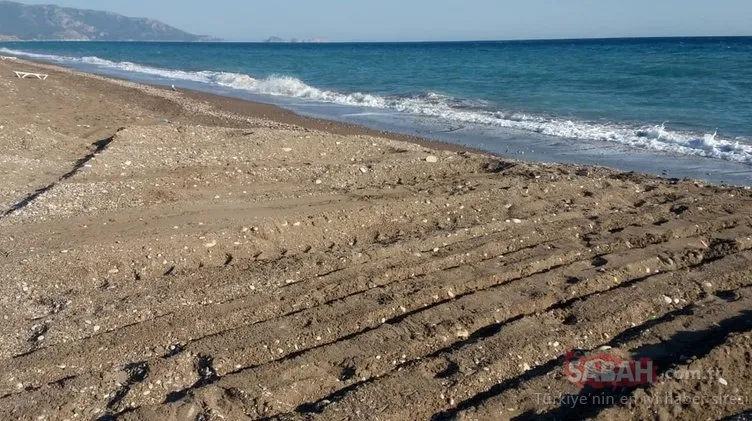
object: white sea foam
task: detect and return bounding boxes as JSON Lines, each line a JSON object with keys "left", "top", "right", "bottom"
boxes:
{"left": 3, "top": 47, "right": 751, "bottom": 164}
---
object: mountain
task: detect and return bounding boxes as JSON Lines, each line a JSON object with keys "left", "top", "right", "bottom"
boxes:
{"left": 0, "top": 1, "right": 217, "bottom": 41}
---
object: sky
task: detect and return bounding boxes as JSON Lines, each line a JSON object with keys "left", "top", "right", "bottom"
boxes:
{"left": 12, "top": 0, "right": 752, "bottom": 42}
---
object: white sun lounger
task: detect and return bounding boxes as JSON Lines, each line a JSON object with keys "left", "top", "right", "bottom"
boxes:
{"left": 14, "top": 71, "right": 48, "bottom": 80}
{"left": 1, "top": 56, "right": 18, "bottom": 61}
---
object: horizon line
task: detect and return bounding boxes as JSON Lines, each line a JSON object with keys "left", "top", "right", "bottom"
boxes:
{"left": 247, "top": 34, "right": 752, "bottom": 43}
{"left": 2, "top": 34, "right": 752, "bottom": 44}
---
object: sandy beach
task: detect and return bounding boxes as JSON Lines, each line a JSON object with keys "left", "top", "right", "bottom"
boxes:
{"left": 1, "top": 58, "right": 751, "bottom": 421}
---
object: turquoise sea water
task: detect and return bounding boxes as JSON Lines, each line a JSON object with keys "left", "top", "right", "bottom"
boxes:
{"left": 2, "top": 38, "right": 752, "bottom": 184}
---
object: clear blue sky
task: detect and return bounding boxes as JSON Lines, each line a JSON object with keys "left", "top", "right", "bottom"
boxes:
{"left": 14, "top": 0, "right": 752, "bottom": 41}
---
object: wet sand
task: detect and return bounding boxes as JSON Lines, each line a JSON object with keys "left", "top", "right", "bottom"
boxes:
{"left": 1, "top": 58, "right": 751, "bottom": 421}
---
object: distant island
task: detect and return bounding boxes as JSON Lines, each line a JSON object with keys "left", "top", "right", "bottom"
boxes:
{"left": 265, "top": 36, "right": 326, "bottom": 43}
{"left": 0, "top": 0, "right": 219, "bottom": 41}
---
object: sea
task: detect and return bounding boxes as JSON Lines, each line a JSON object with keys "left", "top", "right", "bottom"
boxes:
{"left": 2, "top": 38, "right": 751, "bottom": 185}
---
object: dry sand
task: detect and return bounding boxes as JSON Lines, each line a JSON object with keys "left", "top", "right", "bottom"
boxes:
{"left": 0, "top": 59, "right": 751, "bottom": 421}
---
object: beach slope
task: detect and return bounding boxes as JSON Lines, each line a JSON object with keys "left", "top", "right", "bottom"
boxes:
{"left": 0, "top": 59, "right": 751, "bottom": 420}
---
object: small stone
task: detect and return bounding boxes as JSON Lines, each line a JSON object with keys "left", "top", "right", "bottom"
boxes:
{"left": 205, "top": 240, "right": 217, "bottom": 248}
{"left": 662, "top": 296, "right": 673, "bottom": 304}
{"left": 282, "top": 147, "right": 292, "bottom": 152}
{"left": 176, "top": 403, "right": 201, "bottom": 420}
{"left": 511, "top": 219, "right": 523, "bottom": 224}
{"left": 426, "top": 155, "right": 439, "bottom": 163}
{"left": 718, "top": 378, "right": 728, "bottom": 386}
{"left": 359, "top": 167, "right": 368, "bottom": 174}
{"left": 522, "top": 363, "right": 531, "bottom": 371}
{"left": 315, "top": 179, "right": 322, "bottom": 184}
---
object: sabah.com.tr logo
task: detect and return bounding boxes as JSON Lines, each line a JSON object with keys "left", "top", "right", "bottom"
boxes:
{"left": 564, "top": 350, "right": 658, "bottom": 389}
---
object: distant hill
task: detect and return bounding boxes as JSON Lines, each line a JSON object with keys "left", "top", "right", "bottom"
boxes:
{"left": 0, "top": 0, "right": 218, "bottom": 41}
{"left": 265, "top": 36, "right": 326, "bottom": 43}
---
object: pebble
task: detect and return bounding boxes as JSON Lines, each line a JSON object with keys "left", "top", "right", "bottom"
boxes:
{"left": 315, "top": 179, "right": 322, "bottom": 184}
{"left": 204, "top": 240, "right": 217, "bottom": 248}
{"left": 359, "top": 167, "right": 368, "bottom": 174}
{"left": 426, "top": 155, "right": 438, "bottom": 163}
{"left": 718, "top": 377, "right": 728, "bottom": 386}
{"left": 662, "top": 295, "right": 673, "bottom": 304}
{"left": 282, "top": 147, "right": 292, "bottom": 152}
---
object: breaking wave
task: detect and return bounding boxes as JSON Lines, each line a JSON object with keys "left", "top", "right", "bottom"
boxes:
{"left": 3, "top": 47, "right": 751, "bottom": 164}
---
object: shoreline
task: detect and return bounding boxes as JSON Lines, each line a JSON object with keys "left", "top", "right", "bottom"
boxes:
{"left": 3, "top": 51, "right": 752, "bottom": 187}
{"left": 177, "top": 89, "right": 492, "bottom": 156}
{"left": 1, "top": 53, "right": 751, "bottom": 421}
{"left": 12, "top": 56, "right": 495, "bottom": 156}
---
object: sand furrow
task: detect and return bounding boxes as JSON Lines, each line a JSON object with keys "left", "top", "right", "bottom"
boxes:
{"left": 107, "top": 233, "right": 752, "bottom": 419}
{"left": 2, "top": 214, "right": 742, "bottom": 403}
{"left": 301, "top": 262, "right": 752, "bottom": 420}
